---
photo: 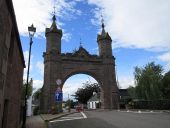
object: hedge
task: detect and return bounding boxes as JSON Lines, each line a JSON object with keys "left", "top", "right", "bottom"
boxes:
{"left": 131, "top": 99, "right": 170, "bottom": 110}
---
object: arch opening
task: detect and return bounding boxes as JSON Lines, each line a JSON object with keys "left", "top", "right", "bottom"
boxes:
{"left": 62, "top": 73, "right": 102, "bottom": 110}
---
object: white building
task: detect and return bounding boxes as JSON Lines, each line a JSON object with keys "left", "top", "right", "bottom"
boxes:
{"left": 26, "top": 78, "right": 33, "bottom": 116}
{"left": 87, "top": 92, "right": 100, "bottom": 109}
{"left": 27, "top": 95, "right": 33, "bottom": 116}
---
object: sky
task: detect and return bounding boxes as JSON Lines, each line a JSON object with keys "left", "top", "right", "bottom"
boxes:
{"left": 13, "top": 0, "right": 170, "bottom": 100}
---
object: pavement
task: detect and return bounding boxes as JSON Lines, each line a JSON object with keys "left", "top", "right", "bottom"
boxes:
{"left": 26, "top": 109, "right": 170, "bottom": 128}
{"left": 26, "top": 115, "right": 47, "bottom": 128}
{"left": 26, "top": 112, "right": 75, "bottom": 128}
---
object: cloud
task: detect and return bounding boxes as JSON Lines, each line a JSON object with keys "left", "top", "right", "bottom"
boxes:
{"left": 90, "top": 7, "right": 103, "bottom": 26}
{"left": 158, "top": 52, "right": 170, "bottom": 72}
{"left": 118, "top": 76, "right": 134, "bottom": 89}
{"left": 36, "top": 61, "right": 44, "bottom": 75}
{"left": 63, "top": 83, "right": 82, "bottom": 100}
{"left": 13, "top": 0, "right": 82, "bottom": 38}
{"left": 62, "top": 32, "right": 72, "bottom": 42}
{"left": 33, "top": 79, "right": 43, "bottom": 91}
{"left": 88, "top": 0, "right": 170, "bottom": 51}
{"left": 158, "top": 52, "right": 170, "bottom": 62}
{"left": 23, "top": 51, "right": 29, "bottom": 65}
{"left": 23, "top": 50, "right": 33, "bottom": 80}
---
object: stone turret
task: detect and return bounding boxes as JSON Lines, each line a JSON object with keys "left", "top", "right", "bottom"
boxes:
{"left": 97, "top": 17, "right": 119, "bottom": 109}
{"left": 45, "top": 15, "right": 62, "bottom": 54}
{"left": 97, "top": 19, "right": 112, "bottom": 58}
{"left": 41, "top": 14, "right": 63, "bottom": 113}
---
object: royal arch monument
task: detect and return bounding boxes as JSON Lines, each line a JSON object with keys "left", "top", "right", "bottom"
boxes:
{"left": 40, "top": 14, "right": 119, "bottom": 113}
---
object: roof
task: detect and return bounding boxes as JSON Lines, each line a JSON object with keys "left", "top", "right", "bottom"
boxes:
{"left": 88, "top": 93, "right": 100, "bottom": 102}
{"left": 45, "top": 15, "right": 62, "bottom": 36}
{"left": 73, "top": 46, "right": 90, "bottom": 57}
{"left": 6, "top": 0, "right": 25, "bottom": 67}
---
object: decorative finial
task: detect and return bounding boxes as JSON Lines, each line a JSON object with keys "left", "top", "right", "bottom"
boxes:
{"left": 101, "top": 15, "right": 104, "bottom": 28}
{"left": 53, "top": 5, "right": 56, "bottom": 15}
{"left": 50, "top": 3, "right": 57, "bottom": 30}
{"left": 101, "top": 14, "right": 106, "bottom": 35}
{"left": 80, "top": 38, "right": 82, "bottom": 47}
{"left": 52, "top": 5, "right": 56, "bottom": 21}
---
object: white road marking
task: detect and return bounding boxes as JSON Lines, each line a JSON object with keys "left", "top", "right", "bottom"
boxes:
{"left": 50, "top": 112, "right": 87, "bottom": 123}
{"left": 81, "top": 112, "right": 87, "bottom": 118}
{"left": 50, "top": 117, "right": 84, "bottom": 122}
{"left": 61, "top": 116, "right": 83, "bottom": 119}
{"left": 118, "top": 110, "right": 163, "bottom": 114}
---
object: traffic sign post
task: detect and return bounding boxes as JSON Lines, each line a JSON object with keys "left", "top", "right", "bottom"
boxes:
{"left": 55, "top": 87, "right": 63, "bottom": 102}
{"left": 55, "top": 91, "right": 63, "bottom": 102}
{"left": 55, "top": 87, "right": 63, "bottom": 113}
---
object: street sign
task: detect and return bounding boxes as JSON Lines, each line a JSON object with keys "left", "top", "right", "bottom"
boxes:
{"left": 55, "top": 87, "right": 63, "bottom": 102}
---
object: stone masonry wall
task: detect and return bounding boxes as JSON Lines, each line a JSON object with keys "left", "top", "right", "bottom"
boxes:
{"left": 0, "top": 0, "right": 25, "bottom": 128}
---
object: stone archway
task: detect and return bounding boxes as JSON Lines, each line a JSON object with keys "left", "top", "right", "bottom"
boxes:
{"left": 62, "top": 73, "right": 102, "bottom": 106}
{"left": 40, "top": 15, "right": 119, "bottom": 113}
{"left": 62, "top": 71, "right": 102, "bottom": 89}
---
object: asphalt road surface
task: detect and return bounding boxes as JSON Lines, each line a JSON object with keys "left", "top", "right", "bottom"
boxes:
{"left": 49, "top": 110, "right": 170, "bottom": 128}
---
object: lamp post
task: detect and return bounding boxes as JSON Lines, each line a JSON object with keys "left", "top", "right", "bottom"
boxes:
{"left": 22, "top": 24, "right": 36, "bottom": 128}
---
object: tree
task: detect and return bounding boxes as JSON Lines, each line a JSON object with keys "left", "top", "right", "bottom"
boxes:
{"left": 128, "top": 86, "right": 136, "bottom": 99}
{"left": 22, "top": 78, "right": 33, "bottom": 99}
{"left": 162, "top": 71, "right": 170, "bottom": 99}
{"left": 74, "top": 81, "right": 100, "bottom": 104}
{"left": 32, "top": 88, "right": 42, "bottom": 106}
{"left": 32, "top": 88, "right": 42, "bottom": 115}
{"left": 65, "top": 99, "right": 76, "bottom": 108}
{"left": 33, "top": 88, "right": 42, "bottom": 101}
{"left": 134, "top": 62, "right": 163, "bottom": 100}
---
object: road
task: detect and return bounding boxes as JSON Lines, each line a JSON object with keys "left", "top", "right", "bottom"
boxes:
{"left": 49, "top": 110, "right": 170, "bottom": 128}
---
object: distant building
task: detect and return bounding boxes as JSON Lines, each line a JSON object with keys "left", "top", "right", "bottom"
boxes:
{"left": 87, "top": 92, "right": 101, "bottom": 109}
{"left": 0, "top": 0, "right": 25, "bottom": 128}
{"left": 27, "top": 95, "right": 33, "bottom": 116}
{"left": 87, "top": 89, "right": 130, "bottom": 109}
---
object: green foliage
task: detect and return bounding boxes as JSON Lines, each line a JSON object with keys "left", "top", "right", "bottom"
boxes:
{"left": 33, "top": 88, "right": 42, "bottom": 100}
{"left": 134, "top": 62, "right": 163, "bottom": 100}
{"left": 132, "top": 99, "right": 170, "bottom": 110}
{"left": 127, "top": 86, "right": 136, "bottom": 99}
{"left": 162, "top": 71, "right": 170, "bottom": 99}
{"left": 127, "top": 63, "right": 170, "bottom": 109}
{"left": 74, "top": 82, "right": 100, "bottom": 104}
{"left": 22, "top": 78, "right": 33, "bottom": 99}
{"left": 65, "top": 99, "right": 76, "bottom": 108}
